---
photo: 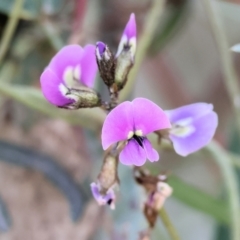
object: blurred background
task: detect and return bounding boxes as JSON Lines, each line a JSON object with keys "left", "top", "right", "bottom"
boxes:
{"left": 0, "top": 0, "right": 239, "bottom": 239}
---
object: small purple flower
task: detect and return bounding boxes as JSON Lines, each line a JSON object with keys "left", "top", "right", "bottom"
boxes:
{"left": 165, "top": 103, "right": 218, "bottom": 156}
{"left": 90, "top": 182, "right": 116, "bottom": 209}
{"left": 116, "top": 13, "right": 137, "bottom": 59}
{"left": 102, "top": 98, "right": 171, "bottom": 166}
{"left": 40, "top": 44, "right": 97, "bottom": 107}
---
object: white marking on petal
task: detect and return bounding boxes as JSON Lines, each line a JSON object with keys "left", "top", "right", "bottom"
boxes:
{"left": 63, "top": 65, "right": 81, "bottom": 88}
{"left": 170, "top": 125, "right": 195, "bottom": 138}
{"left": 116, "top": 35, "right": 128, "bottom": 58}
{"left": 135, "top": 129, "right": 143, "bottom": 136}
{"left": 96, "top": 47, "right": 102, "bottom": 60}
{"left": 58, "top": 83, "right": 79, "bottom": 101}
{"left": 127, "top": 131, "right": 134, "bottom": 139}
{"left": 174, "top": 117, "right": 193, "bottom": 126}
{"left": 63, "top": 66, "right": 74, "bottom": 86}
{"left": 73, "top": 65, "right": 81, "bottom": 81}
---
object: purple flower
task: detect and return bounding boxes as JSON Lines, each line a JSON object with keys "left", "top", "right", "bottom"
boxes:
{"left": 165, "top": 103, "right": 218, "bottom": 156}
{"left": 40, "top": 44, "right": 97, "bottom": 107}
{"left": 102, "top": 98, "right": 171, "bottom": 166}
{"left": 116, "top": 13, "right": 137, "bottom": 59}
{"left": 90, "top": 182, "right": 115, "bottom": 209}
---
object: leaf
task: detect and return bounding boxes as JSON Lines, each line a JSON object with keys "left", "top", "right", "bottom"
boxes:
{"left": 168, "top": 175, "right": 229, "bottom": 225}
{"left": 0, "top": 83, "right": 105, "bottom": 131}
{"left": 0, "top": 140, "right": 87, "bottom": 221}
{"left": 149, "top": 0, "right": 190, "bottom": 54}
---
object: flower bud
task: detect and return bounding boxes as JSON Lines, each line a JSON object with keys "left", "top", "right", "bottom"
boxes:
{"left": 114, "top": 13, "right": 137, "bottom": 91}
{"left": 96, "top": 41, "right": 115, "bottom": 88}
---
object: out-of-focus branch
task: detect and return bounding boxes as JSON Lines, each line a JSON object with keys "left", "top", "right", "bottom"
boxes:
{"left": 120, "top": 0, "right": 166, "bottom": 101}
{"left": 159, "top": 208, "right": 181, "bottom": 240}
{"left": 0, "top": 0, "right": 24, "bottom": 66}
{"left": 202, "top": 0, "right": 240, "bottom": 138}
{"left": 204, "top": 141, "right": 240, "bottom": 240}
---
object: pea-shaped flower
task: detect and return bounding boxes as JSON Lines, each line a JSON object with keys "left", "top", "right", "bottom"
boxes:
{"left": 40, "top": 44, "right": 98, "bottom": 109}
{"left": 102, "top": 98, "right": 171, "bottom": 166}
{"left": 165, "top": 103, "right": 218, "bottom": 156}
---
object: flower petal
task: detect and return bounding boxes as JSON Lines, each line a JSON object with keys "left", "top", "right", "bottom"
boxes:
{"left": 123, "top": 13, "right": 136, "bottom": 40}
{"left": 142, "top": 138, "right": 159, "bottom": 162}
{"left": 90, "top": 182, "right": 115, "bottom": 208}
{"left": 48, "top": 45, "right": 83, "bottom": 80}
{"left": 40, "top": 68, "right": 74, "bottom": 106}
{"left": 119, "top": 139, "right": 146, "bottom": 166}
{"left": 80, "top": 44, "right": 98, "bottom": 87}
{"left": 132, "top": 98, "right": 171, "bottom": 135}
{"left": 101, "top": 101, "right": 134, "bottom": 150}
{"left": 165, "top": 103, "right": 213, "bottom": 123}
{"left": 170, "top": 111, "right": 218, "bottom": 156}
{"left": 115, "top": 13, "right": 137, "bottom": 58}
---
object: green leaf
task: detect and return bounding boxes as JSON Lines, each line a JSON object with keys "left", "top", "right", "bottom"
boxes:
{"left": 168, "top": 175, "right": 229, "bottom": 225}
{"left": 0, "top": 83, "right": 105, "bottom": 131}
{"left": 149, "top": 0, "right": 190, "bottom": 54}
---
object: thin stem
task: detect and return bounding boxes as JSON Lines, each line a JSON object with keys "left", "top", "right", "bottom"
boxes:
{"left": 0, "top": 0, "right": 24, "bottom": 66}
{"left": 119, "top": 0, "right": 166, "bottom": 101}
{"left": 202, "top": 0, "right": 240, "bottom": 138}
{"left": 159, "top": 207, "right": 181, "bottom": 240}
{"left": 204, "top": 141, "right": 240, "bottom": 240}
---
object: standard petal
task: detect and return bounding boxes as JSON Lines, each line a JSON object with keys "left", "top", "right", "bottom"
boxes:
{"left": 48, "top": 45, "right": 83, "bottom": 80}
{"left": 142, "top": 138, "right": 159, "bottom": 162}
{"left": 165, "top": 103, "right": 213, "bottom": 123}
{"left": 101, "top": 101, "right": 134, "bottom": 150}
{"left": 132, "top": 98, "right": 171, "bottom": 135}
{"left": 123, "top": 13, "right": 136, "bottom": 40}
{"left": 40, "top": 68, "right": 74, "bottom": 106}
{"left": 80, "top": 44, "right": 98, "bottom": 88}
{"left": 170, "top": 111, "right": 218, "bottom": 156}
{"left": 119, "top": 139, "right": 146, "bottom": 166}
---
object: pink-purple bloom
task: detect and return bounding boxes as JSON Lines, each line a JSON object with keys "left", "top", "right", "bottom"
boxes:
{"left": 40, "top": 44, "right": 97, "bottom": 107}
{"left": 102, "top": 98, "right": 171, "bottom": 166}
{"left": 115, "top": 13, "right": 137, "bottom": 59}
{"left": 165, "top": 103, "right": 218, "bottom": 156}
{"left": 90, "top": 182, "right": 115, "bottom": 209}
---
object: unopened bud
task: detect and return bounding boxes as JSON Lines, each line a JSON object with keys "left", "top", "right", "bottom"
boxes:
{"left": 144, "top": 182, "right": 172, "bottom": 227}
{"left": 114, "top": 50, "right": 133, "bottom": 91}
{"left": 114, "top": 13, "right": 137, "bottom": 91}
{"left": 96, "top": 41, "right": 115, "bottom": 87}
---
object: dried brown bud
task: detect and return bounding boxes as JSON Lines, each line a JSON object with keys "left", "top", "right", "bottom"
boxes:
{"left": 97, "top": 154, "right": 119, "bottom": 194}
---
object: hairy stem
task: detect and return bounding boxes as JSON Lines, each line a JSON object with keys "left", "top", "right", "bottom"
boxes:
{"left": 202, "top": 0, "right": 240, "bottom": 138}
{"left": 0, "top": 0, "right": 24, "bottom": 66}
{"left": 159, "top": 207, "right": 181, "bottom": 240}
{"left": 119, "top": 0, "right": 166, "bottom": 101}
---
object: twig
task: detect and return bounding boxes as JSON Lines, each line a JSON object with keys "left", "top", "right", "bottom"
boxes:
{"left": 159, "top": 207, "right": 181, "bottom": 240}
{"left": 0, "top": 0, "right": 24, "bottom": 66}
{"left": 119, "top": 0, "right": 166, "bottom": 101}
{"left": 202, "top": 0, "right": 240, "bottom": 138}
